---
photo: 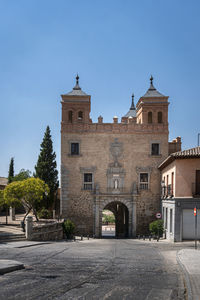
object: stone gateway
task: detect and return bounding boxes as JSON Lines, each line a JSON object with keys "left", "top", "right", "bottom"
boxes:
{"left": 60, "top": 75, "right": 181, "bottom": 237}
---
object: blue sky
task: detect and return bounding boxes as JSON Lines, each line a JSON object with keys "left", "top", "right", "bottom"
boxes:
{"left": 1, "top": 0, "right": 200, "bottom": 178}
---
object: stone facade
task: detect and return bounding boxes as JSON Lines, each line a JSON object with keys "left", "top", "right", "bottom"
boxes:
{"left": 60, "top": 75, "right": 180, "bottom": 237}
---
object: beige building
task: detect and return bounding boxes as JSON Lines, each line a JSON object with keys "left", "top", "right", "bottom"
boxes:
{"left": 60, "top": 75, "right": 180, "bottom": 237}
{"left": 159, "top": 147, "right": 200, "bottom": 241}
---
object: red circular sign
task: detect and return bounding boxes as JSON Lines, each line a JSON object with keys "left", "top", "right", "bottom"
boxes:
{"left": 156, "top": 212, "right": 162, "bottom": 219}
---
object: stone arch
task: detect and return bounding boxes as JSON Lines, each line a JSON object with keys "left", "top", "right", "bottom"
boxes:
{"left": 99, "top": 199, "right": 132, "bottom": 238}
{"left": 78, "top": 111, "right": 83, "bottom": 121}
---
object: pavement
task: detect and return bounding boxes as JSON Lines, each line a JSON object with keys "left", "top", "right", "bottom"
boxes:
{"left": 177, "top": 248, "right": 200, "bottom": 300}
{"left": 0, "top": 216, "right": 200, "bottom": 299}
{"left": 0, "top": 260, "right": 24, "bottom": 275}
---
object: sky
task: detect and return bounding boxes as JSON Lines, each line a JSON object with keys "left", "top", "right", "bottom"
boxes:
{"left": 0, "top": 0, "right": 200, "bottom": 178}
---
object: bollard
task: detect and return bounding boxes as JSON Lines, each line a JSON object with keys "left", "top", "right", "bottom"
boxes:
{"left": 87, "top": 235, "right": 89, "bottom": 240}
{"left": 74, "top": 236, "right": 76, "bottom": 242}
{"left": 149, "top": 235, "right": 151, "bottom": 241}
{"left": 25, "top": 216, "right": 33, "bottom": 240}
{"left": 81, "top": 235, "right": 83, "bottom": 241}
{"left": 143, "top": 235, "right": 145, "bottom": 240}
{"left": 157, "top": 235, "right": 160, "bottom": 242}
{"left": 138, "top": 235, "right": 140, "bottom": 240}
{"left": 9, "top": 207, "right": 15, "bottom": 221}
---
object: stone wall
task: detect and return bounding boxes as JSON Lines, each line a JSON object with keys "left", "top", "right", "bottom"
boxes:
{"left": 26, "top": 217, "right": 64, "bottom": 241}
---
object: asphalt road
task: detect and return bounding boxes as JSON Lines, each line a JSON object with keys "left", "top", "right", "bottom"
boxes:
{"left": 0, "top": 239, "right": 186, "bottom": 300}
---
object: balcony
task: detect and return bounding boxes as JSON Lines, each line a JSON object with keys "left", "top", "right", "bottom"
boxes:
{"left": 162, "top": 184, "right": 174, "bottom": 198}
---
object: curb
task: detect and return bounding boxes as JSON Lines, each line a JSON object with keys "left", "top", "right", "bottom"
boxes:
{"left": 0, "top": 260, "right": 24, "bottom": 275}
{"left": 176, "top": 250, "right": 192, "bottom": 300}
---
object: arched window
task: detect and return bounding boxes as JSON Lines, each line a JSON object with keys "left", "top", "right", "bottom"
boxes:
{"left": 78, "top": 111, "right": 83, "bottom": 120}
{"left": 148, "top": 112, "right": 152, "bottom": 124}
{"left": 68, "top": 110, "right": 73, "bottom": 123}
{"left": 158, "top": 111, "right": 163, "bottom": 123}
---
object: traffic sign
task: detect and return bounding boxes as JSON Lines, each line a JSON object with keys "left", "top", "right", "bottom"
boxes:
{"left": 156, "top": 212, "right": 162, "bottom": 219}
{"left": 194, "top": 207, "right": 197, "bottom": 216}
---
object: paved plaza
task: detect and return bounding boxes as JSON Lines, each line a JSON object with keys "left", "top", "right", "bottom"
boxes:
{"left": 0, "top": 238, "right": 191, "bottom": 300}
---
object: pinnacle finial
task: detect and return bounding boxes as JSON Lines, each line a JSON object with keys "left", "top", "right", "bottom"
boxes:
{"left": 130, "top": 93, "right": 135, "bottom": 109}
{"left": 150, "top": 75, "right": 153, "bottom": 85}
{"left": 76, "top": 73, "right": 79, "bottom": 85}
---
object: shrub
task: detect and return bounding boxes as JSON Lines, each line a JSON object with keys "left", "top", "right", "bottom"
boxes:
{"left": 63, "top": 219, "right": 75, "bottom": 239}
{"left": 38, "top": 208, "right": 52, "bottom": 219}
{"left": 149, "top": 220, "right": 164, "bottom": 237}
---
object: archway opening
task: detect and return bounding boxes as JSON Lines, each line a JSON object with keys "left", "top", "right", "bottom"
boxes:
{"left": 102, "top": 209, "right": 116, "bottom": 238}
{"left": 101, "top": 201, "right": 129, "bottom": 238}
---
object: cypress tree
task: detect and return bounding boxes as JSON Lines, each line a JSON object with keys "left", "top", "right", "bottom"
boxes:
{"left": 8, "top": 157, "right": 14, "bottom": 183}
{"left": 35, "top": 126, "right": 59, "bottom": 209}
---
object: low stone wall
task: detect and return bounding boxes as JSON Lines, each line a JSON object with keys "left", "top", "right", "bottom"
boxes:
{"left": 25, "top": 216, "right": 64, "bottom": 241}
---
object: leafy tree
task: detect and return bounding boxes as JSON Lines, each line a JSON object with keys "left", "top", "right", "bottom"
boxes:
{"left": 13, "top": 169, "right": 31, "bottom": 182}
{"left": 35, "top": 126, "right": 59, "bottom": 209}
{"left": 3, "top": 178, "right": 49, "bottom": 221}
{"left": 8, "top": 157, "right": 14, "bottom": 183}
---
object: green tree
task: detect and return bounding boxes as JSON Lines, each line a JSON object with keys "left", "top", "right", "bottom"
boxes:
{"left": 12, "top": 169, "right": 31, "bottom": 182}
{"left": 3, "top": 178, "right": 49, "bottom": 221}
{"left": 35, "top": 126, "right": 59, "bottom": 209}
{"left": 8, "top": 157, "right": 14, "bottom": 183}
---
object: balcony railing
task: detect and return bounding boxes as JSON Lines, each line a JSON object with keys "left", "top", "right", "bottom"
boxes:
{"left": 162, "top": 184, "right": 174, "bottom": 198}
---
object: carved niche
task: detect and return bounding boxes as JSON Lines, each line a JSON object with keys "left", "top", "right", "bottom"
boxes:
{"left": 107, "top": 138, "right": 125, "bottom": 193}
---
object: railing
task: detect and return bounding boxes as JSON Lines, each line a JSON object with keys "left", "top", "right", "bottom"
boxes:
{"left": 162, "top": 184, "right": 174, "bottom": 198}
{"left": 139, "top": 183, "right": 148, "bottom": 190}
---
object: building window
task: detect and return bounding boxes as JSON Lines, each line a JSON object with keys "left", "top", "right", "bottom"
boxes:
{"left": 170, "top": 209, "right": 173, "bottom": 233}
{"left": 71, "top": 143, "right": 79, "bottom": 155}
{"left": 171, "top": 172, "right": 174, "bottom": 196}
{"left": 151, "top": 143, "right": 159, "bottom": 156}
{"left": 84, "top": 173, "right": 93, "bottom": 190}
{"left": 139, "top": 173, "right": 149, "bottom": 190}
{"left": 148, "top": 112, "right": 153, "bottom": 124}
{"left": 68, "top": 110, "right": 73, "bottom": 123}
{"left": 165, "top": 207, "right": 168, "bottom": 229}
{"left": 158, "top": 111, "right": 163, "bottom": 123}
{"left": 78, "top": 111, "right": 83, "bottom": 121}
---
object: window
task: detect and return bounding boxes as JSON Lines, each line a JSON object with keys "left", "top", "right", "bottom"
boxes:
{"left": 165, "top": 208, "right": 168, "bottom": 229}
{"left": 71, "top": 143, "right": 79, "bottom": 155}
{"left": 78, "top": 111, "right": 83, "bottom": 120}
{"left": 148, "top": 112, "right": 153, "bottom": 124}
{"left": 151, "top": 143, "right": 159, "bottom": 156}
{"left": 170, "top": 209, "right": 173, "bottom": 233}
{"left": 84, "top": 173, "right": 93, "bottom": 190}
{"left": 139, "top": 173, "right": 149, "bottom": 190}
{"left": 171, "top": 172, "right": 174, "bottom": 196}
{"left": 158, "top": 111, "right": 163, "bottom": 123}
{"left": 68, "top": 111, "right": 73, "bottom": 123}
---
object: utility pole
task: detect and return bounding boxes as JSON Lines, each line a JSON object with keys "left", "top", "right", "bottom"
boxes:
{"left": 198, "top": 133, "right": 200, "bottom": 146}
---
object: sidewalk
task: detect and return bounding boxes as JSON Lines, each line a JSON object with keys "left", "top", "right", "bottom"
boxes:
{"left": 177, "top": 248, "right": 200, "bottom": 300}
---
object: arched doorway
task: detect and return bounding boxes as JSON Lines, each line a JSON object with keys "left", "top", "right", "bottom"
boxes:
{"left": 102, "top": 209, "right": 115, "bottom": 237}
{"left": 101, "top": 201, "right": 129, "bottom": 238}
